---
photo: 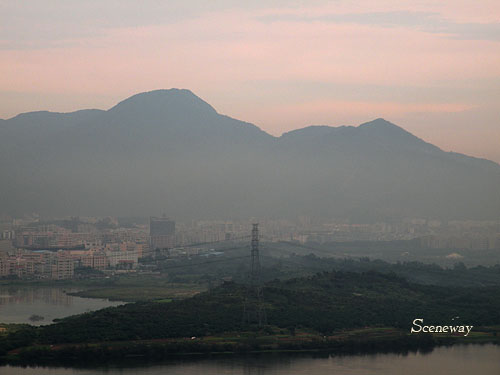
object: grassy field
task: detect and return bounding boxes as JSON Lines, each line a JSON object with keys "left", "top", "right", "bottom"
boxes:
{"left": 0, "top": 274, "right": 207, "bottom": 302}
{"left": 67, "top": 275, "right": 207, "bottom": 301}
{"left": 69, "top": 284, "right": 205, "bottom": 302}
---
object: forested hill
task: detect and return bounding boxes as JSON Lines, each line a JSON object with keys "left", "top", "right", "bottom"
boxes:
{"left": 3, "top": 271, "right": 500, "bottom": 351}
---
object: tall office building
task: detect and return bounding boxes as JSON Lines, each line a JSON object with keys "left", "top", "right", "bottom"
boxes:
{"left": 150, "top": 216, "right": 175, "bottom": 249}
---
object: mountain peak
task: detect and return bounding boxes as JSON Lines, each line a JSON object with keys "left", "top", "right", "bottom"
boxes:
{"left": 357, "top": 118, "right": 440, "bottom": 154}
{"left": 359, "top": 118, "right": 403, "bottom": 130}
{"left": 108, "top": 88, "right": 218, "bottom": 116}
{"left": 359, "top": 117, "right": 421, "bottom": 138}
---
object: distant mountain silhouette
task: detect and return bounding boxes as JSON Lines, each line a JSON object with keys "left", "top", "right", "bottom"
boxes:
{"left": 1, "top": 89, "right": 499, "bottom": 221}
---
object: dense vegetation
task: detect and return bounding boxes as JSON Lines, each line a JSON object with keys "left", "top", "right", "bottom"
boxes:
{"left": 1, "top": 270, "right": 499, "bottom": 359}
{"left": 154, "top": 244, "right": 500, "bottom": 288}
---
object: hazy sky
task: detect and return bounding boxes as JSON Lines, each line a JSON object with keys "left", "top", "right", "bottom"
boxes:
{"left": 1, "top": 0, "right": 499, "bottom": 162}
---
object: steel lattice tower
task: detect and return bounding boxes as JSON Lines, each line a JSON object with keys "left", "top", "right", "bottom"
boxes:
{"left": 250, "top": 223, "right": 261, "bottom": 287}
{"left": 243, "top": 223, "right": 266, "bottom": 326}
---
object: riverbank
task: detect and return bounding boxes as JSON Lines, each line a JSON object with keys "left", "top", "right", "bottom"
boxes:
{"left": 3, "top": 270, "right": 500, "bottom": 367}
{"left": 67, "top": 284, "right": 204, "bottom": 302}
{"left": 2, "top": 326, "right": 499, "bottom": 367}
{"left": 0, "top": 277, "right": 205, "bottom": 302}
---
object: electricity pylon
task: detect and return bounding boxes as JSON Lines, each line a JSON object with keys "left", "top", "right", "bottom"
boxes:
{"left": 243, "top": 223, "right": 266, "bottom": 326}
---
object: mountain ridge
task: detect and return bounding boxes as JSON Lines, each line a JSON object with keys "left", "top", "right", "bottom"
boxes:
{"left": 1, "top": 89, "right": 499, "bottom": 220}
{"left": 2, "top": 90, "right": 496, "bottom": 169}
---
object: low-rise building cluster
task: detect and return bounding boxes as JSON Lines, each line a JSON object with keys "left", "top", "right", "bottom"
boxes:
{"left": 0, "top": 240, "right": 148, "bottom": 279}
{"left": 1, "top": 214, "right": 500, "bottom": 280}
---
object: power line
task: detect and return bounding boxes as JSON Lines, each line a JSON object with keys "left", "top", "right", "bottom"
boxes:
{"left": 149, "top": 245, "right": 249, "bottom": 259}
{"left": 94, "top": 239, "right": 251, "bottom": 258}
{"left": 162, "top": 255, "right": 251, "bottom": 270}
{"left": 174, "top": 235, "right": 251, "bottom": 249}
{"left": 260, "top": 237, "right": 339, "bottom": 255}
{"left": 260, "top": 245, "right": 332, "bottom": 272}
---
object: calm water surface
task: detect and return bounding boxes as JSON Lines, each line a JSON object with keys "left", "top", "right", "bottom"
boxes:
{"left": 2, "top": 344, "right": 500, "bottom": 375}
{"left": 0, "top": 286, "right": 123, "bottom": 325}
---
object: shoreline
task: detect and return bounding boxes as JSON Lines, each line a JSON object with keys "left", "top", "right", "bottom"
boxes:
{"left": 2, "top": 328, "right": 499, "bottom": 367}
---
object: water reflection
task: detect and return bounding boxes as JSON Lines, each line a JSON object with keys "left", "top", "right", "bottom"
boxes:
{"left": 2, "top": 344, "right": 500, "bottom": 375}
{"left": 0, "top": 286, "right": 123, "bottom": 325}
{"left": 0, "top": 287, "right": 73, "bottom": 307}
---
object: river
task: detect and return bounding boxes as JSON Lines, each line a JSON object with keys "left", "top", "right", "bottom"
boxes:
{"left": 0, "top": 286, "right": 123, "bottom": 325}
{"left": 1, "top": 344, "right": 499, "bottom": 374}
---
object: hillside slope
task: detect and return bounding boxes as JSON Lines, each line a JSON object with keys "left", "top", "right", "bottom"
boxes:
{"left": 1, "top": 89, "right": 499, "bottom": 220}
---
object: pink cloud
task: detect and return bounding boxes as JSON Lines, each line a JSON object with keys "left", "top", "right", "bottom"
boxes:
{"left": 2, "top": 9, "right": 498, "bottom": 96}
{"left": 262, "top": 1, "right": 500, "bottom": 23}
{"left": 1, "top": 3, "right": 499, "bottom": 163}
